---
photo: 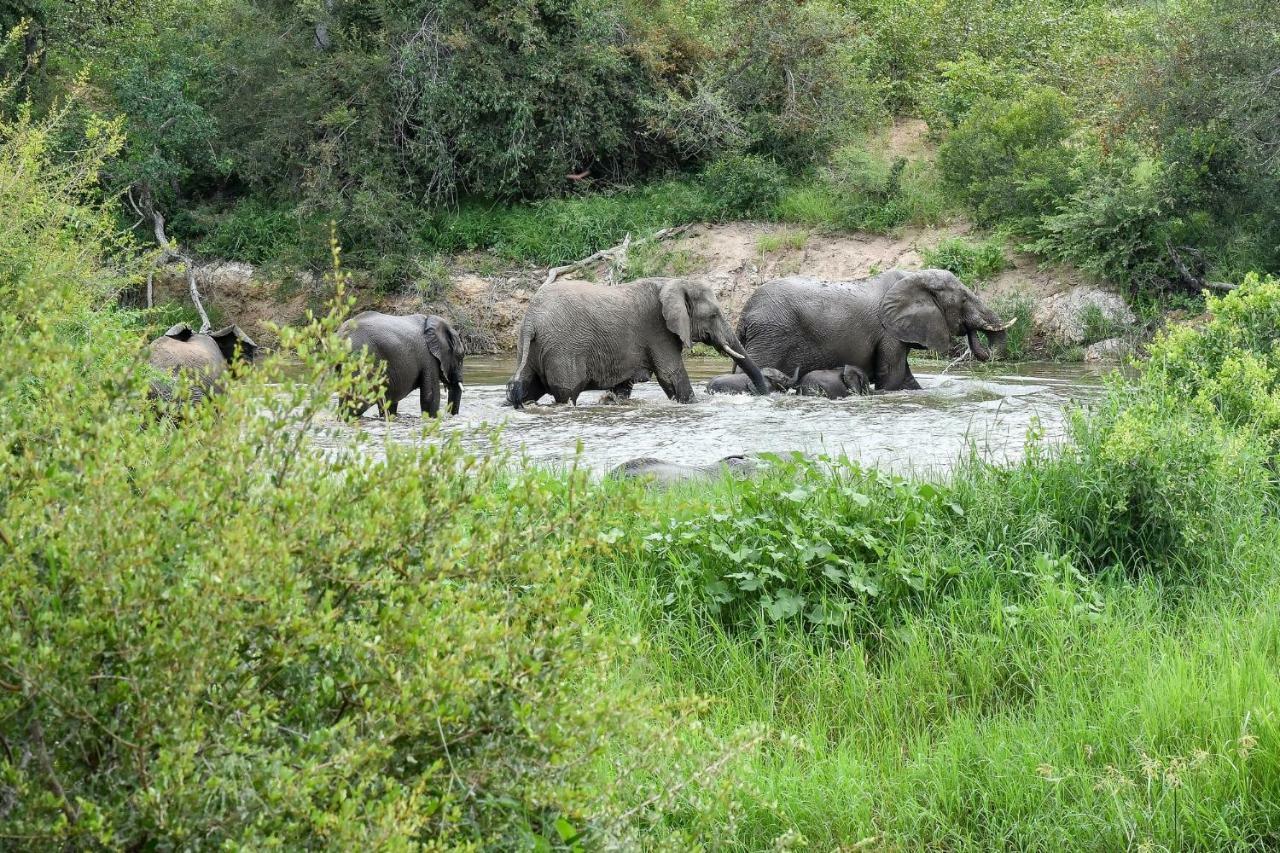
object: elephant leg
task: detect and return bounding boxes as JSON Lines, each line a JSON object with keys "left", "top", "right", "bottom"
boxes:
{"left": 874, "top": 341, "right": 913, "bottom": 392}
{"left": 420, "top": 369, "right": 441, "bottom": 418}
{"left": 610, "top": 380, "right": 634, "bottom": 400}
{"left": 652, "top": 358, "right": 695, "bottom": 402}
{"left": 901, "top": 362, "right": 923, "bottom": 391}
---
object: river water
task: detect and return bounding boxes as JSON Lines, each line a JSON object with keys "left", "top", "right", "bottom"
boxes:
{"left": 309, "top": 355, "right": 1112, "bottom": 477}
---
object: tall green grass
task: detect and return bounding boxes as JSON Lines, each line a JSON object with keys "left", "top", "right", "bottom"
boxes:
{"left": 581, "top": 275, "right": 1280, "bottom": 847}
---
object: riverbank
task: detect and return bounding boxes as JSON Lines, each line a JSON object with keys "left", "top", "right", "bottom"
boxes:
{"left": 149, "top": 218, "right": 1147, "bottom": 362}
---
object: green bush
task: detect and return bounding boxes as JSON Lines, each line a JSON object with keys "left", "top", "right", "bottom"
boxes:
{"left": 921, "top": 236, "right": 1008, "bottom": 282}
{"left": 990, "top": 294, "right": 1035, "bottom": 360}
{"left": 635, "top": 457, "right": 963, "bottom": 633}
{"left": 0, "top": 100, "right": 746, "bottom": 851}
{"left": 701, "top": 153, "right": 789, "bottom": 219}
{"left": 938, "top": 88, "right": 1079, "bottom": 231}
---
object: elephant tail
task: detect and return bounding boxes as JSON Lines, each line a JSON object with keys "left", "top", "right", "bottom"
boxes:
{"left": 507, "top": 321, "right": 535, "bottom": 409}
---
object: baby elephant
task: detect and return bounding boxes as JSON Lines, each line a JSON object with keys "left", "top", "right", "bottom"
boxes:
{"left": 609, "top": 454, "right": 758, "bottom": 486}
{"left": 796, "top": 365, "right": 870, "bottom": 399}
{"left": 706, "top": 367, "right": 795, "bottom": 395}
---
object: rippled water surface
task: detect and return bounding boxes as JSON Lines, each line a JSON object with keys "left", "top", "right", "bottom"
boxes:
{"left": 309, "top": 355, "right": 1111, "bottom": 476}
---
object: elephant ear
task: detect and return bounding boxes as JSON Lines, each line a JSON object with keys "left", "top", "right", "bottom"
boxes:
{"left": 880, "top": 273, "right": 951, "bottom": 355}
{"left": 425, "top": 316, "right": 464, "bottom": 386}
{"left": 209, "top": 325, "right": 259, "bottom": 362}
{"left": 658, "top": 280, "right": 692, "bottom": 350}
{"left": 164, "top": 323, "right": 195, "bottom": 342}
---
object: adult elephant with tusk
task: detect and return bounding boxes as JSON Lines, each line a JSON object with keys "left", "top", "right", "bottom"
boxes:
{"left": 736, "top": 269, "right": 1015, "bottom": 391}
{"left": 507, "top": 277, "right": 768, "bottom": 407}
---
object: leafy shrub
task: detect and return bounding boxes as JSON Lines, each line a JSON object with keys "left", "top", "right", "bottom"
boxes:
{"left": 990, "top": 294, "right": 1035, "bottom": 360}
{"left": 1032, "top": 143, "right": 1173, "bottom": 289}
{"left": 701, "top": 153, "right": 788, "bottom": 219}
{"left": 921, "top": 236, "right": 1008, "bottom": 282}
{"left": 0, "top": 100, "right": 746, "bottom": 850}
{"left": 636, "top": 456, "right": 965, "bottom": 632}
{"left": 938, "top": 88, "right": 1079, "bottom": 232}
{"left": 918, "top": 52, "right": 1030, "bottom": 129}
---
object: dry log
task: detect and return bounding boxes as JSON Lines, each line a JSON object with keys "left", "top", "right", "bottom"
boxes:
{"left": 541, "top": 223, "right": 693, "bottom": 288}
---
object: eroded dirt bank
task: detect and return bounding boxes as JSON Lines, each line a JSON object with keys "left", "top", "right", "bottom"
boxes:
{"left": 150, "top": 221, "right": 1132, "bottom": 357}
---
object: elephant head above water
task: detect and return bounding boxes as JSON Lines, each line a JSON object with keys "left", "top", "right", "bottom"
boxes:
{"left": 508, "top": 277, "right": 768, "bottom": 407}
{"left": 879, "top": 269, "right": 1014, "bottom": 363}
{"left": 736, "top": 269, "right": 1014, "bottom": 392}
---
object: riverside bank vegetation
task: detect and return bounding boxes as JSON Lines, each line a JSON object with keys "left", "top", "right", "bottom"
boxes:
{"left": 4, "top": 2, "right": 1280, "bottom": 849}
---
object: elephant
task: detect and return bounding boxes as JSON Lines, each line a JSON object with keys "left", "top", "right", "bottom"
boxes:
{"left": 147, "top": 322, "right": 259, "bottom": 405}
{"left": 795, "top": 365, "right": 870, "bottom": 399}
{"left": 337, "top": 311, "right": 464, "bottom": 418}
{"left": 507, "top": 277, "right": 767, "bottom": 407}
{"left": 736, "top": 269, "right": 1015, "bottom": 391}
{"left": 608, "top": 454, "right": 759, "bottom": 485}
{"left": 706, "top": 366, "right": 797, "bottom": 395}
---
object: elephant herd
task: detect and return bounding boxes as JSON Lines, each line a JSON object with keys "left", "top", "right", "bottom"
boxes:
{"left": 145, "top": 267, "right": 1013, "bottom": 421}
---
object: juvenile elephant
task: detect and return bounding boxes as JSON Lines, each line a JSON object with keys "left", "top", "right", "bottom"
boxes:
{"left": 507, "top": 277, "right": 767, "bottom": 407}
{"left": 338, "top": 311, "right": 464, "bottom": 418}
{"left": 795, "top": 365, "right": 871, "bottom": 398}
{"left": 147, "top": 323, "right": 259, "bottom": 404}
{"left": 706, "top": 366, "right": 796, "bottom": 395}
{"left": 608, "top": 454, "right": 758, "bottom": 485}
{"left": 737, "top": 269, "right": 1015, "bottom": 391}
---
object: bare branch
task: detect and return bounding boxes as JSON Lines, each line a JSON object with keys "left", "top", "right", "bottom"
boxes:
{"left": 139, "top": 186, "right": 212, "bottom": 331}
{"left": 542, "top": 224, "right": 693, "bottom": 288}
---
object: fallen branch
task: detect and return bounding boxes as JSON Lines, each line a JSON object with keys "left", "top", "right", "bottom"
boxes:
{"left": 1166, "top": 241, "right": 1236, "bottom": 295}
{"left": 542, "top": 223, "right": 693, "bottom": 288}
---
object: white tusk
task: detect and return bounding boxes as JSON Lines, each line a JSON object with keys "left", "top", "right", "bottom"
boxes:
{"left": 722, "top": 345, "right": 746, "bottom": 360}
{"left": 995, "top": 317, "right": 1018, "bottom": 331}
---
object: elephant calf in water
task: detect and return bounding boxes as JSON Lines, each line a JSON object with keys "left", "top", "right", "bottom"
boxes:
{"left": 147, "top": 323, "right": 259, "bottom": 407}
{"left": 706, "top": 367, "right": 796, "bottom": 395}
{"left": 338, "top": 311, "right": 464, "bottom": 418}
{"left": 795, "top": 365, "right": 871, "bottom": 398}
{"left": 609, "top": 454, "right": 759, "bottom": 485}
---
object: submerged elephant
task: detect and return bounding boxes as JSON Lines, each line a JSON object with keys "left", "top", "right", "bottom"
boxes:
{"left": 706, "top": 366, "right": 796, "bottom": 395}
{"left": 608, "top": 454, "right": 759, "bottom": 485}
{"left": 795, "top": 365, "right": 870, "bottom": 398}
{"left": 736, "top": 269, "right": 1015, "bottom": 391}
{"left": 507, "top": 277, "right": 767, "bottom": 407}
{"left": 338, "top": 311, "right": 464, "bottom": 418}
{"left": 147, "top": 323, "right": 259, "bottom": 405}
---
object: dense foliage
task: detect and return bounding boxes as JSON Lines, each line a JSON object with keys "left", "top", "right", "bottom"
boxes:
{"left": 8, "top": 0, "right": 1274, "bottom": 291}
{"left": 0, "top": 104, "right": 759, "bottom": 850}
{"left": 4, "top": 88, "right": 1280, "bottom": 849}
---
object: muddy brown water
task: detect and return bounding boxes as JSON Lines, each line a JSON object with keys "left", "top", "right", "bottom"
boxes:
{"left": 307, "top": 355, "right": 1113, "bottom": 477}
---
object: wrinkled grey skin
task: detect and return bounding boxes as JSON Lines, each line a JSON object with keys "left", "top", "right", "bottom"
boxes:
{"left": 147, "top": 323, "right": 259, "bottom": 405}
{"left": 608, "top": 454, "right": 759, "bottom": 485}
{"left": 796, "top": 365, "right": 871, "bottom": 398}
{"left": 706, "top": 366, "right": 796, "bottom": 395}
{"left": 736, "top": 269, "right": 1012, "bottom": 391}
{"left": 507, "top": 277, "right": 767, "bottom": 407}
{"left": 338, "top": 311, "right": 464, "bottom": 418}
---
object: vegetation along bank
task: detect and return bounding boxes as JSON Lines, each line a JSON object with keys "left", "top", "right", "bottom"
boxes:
{"left": 4, "top": 0, "right": 1280, "bottom": 848}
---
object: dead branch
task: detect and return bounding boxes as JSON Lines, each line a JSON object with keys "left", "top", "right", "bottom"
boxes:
{"left": 137, "top": 186, "right": 211, "bottom": 330}
{"left": 1166, "top": 241, "right": 1236, "bottom": 294}
{"left": 542, "top": 223, "right": 693, "bottom": 288}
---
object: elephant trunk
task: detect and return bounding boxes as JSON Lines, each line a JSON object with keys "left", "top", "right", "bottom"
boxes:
{"left": 967, "top": 327, "right": 992, "bottom": 362}
{"left": 720, "top": 332, "right": 768, "bottom": 395}
{"left": 983, "top": 326, "right": 1009, "bottom": 360}
{"left": 447, "top": 382, "right": 463, "bottom": 416}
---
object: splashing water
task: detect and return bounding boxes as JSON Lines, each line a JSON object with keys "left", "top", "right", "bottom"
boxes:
{"left": 309, "top": 355, "right": 1110, "bottom": 476}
